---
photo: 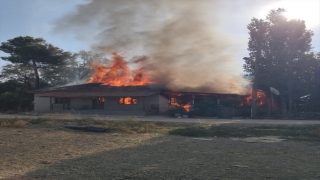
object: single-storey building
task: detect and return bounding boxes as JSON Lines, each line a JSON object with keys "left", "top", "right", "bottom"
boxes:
{"left": 30, "top": 83, "right": 244, "bottom": 115}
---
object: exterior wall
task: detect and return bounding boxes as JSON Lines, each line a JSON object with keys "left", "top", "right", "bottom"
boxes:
{"left": 34, "top": 95, "right": 51, "bottom": 112}
{"left": 144, "top": 94, "right": 159, "bottom": 113}
{"left": 159, "top": 95, "right": 169, "bottom": 114}
{"left": 104, "top": 97, "right": 144, "bottom": 111}
{"left": 33, "top": 94, "right": 167, "bottom": 115}
{"left": 70, "top": 98, "right": 92, "bottom": 110}
{"left": 52, "top": 104, "right": 64, "bottom": 111}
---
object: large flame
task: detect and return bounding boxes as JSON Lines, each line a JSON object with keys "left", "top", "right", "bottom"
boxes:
{"left": 169, "top": 97, "right": 192, "bottom": 112}
{"left": 242, "top": 90, "right": 267, "bottom": 106}
{"left": 88, "top": 52, "right": 151, "bottom": 86}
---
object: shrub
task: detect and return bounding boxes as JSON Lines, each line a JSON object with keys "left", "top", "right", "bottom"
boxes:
{"left": 0, "top": 121, "right": 10, "bottom": 127}
{"left": 13, "top": 120, "right": 27, "bottom": 128}
{"left": 0, "top": 120, "right": 27, "bottom": 128}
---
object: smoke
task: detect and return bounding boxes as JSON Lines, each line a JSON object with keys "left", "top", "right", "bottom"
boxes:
{"left": 53, "top": 0, "right": 249, "bottom": 94}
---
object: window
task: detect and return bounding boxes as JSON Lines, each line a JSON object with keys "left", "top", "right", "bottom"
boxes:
{"left": 54, "top": 98, "right": 70, "bottom": 104}
{"left": 92, "top": 97, "right": 105, "bottom": 109}
{"left": 118, "top": 97, "right": 137, "bottom": 105}
{"left": 98, "top": 97, "right": 105, "bottom": 102}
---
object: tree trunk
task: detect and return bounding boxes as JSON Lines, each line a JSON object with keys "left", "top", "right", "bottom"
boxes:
{"left": 251, "top": 49, "right": 261, "bottom": 119}
{"left": 281, "top": 96, "right": 287, "bottom": 116}
{"left": 288, "top": 59, "right": 293, "bottom": 116}
{"left": 32, "top": 60, "right": 40, "bottom": 89}
{"left": 251, "top": 81, "right": 258, "bottom": 118}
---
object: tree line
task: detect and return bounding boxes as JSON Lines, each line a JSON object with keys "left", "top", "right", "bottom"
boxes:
{"left": 0, "top": 8, "right": 319, "bottom": 116}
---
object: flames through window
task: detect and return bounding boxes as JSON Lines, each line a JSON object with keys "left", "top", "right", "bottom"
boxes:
{"left": 119, "top": 97, "right": 137, "bottom": 105}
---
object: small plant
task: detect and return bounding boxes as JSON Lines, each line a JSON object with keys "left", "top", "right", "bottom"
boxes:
{"left": 13, "top": 120, "right": 27, "bottom": 128}
{"left": 0, "top": 121, "right": 10, "bottom": 127}
{"left": 0, "top": 120, "right": 27, "bottom": 128}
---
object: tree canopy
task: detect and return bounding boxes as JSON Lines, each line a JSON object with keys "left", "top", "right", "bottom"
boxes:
{"left": 0, "top": 36, "right": 71, "bottom": 89}
{"left": 244, "top": 8, "right": 315, "bottom": 117}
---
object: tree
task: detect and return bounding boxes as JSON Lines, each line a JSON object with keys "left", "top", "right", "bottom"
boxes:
{"left": 71, "top": 50, "right": 107, "bottom": 83}
{"left": 299, "top": 52, "right": 320, "bottom": 112}
{"left": 0, "top": 36, "right": 71, "bottom": 89}
{"left": 46, "top": 50, "right": 109, "bottom": 86}
{"left": 0, "top": 80, "right": 33, "bottom": 112}
{"left": 244, "top": 8, "right": 314, "bottom": 117}
{"left": 243, "top": 18, "right": 269, "bottom": 118}
{"left": 0, "top": 63, "right": 34, "bottom": 87}
{"left": 267, "top": 9, "right": 313, "bottom": 115}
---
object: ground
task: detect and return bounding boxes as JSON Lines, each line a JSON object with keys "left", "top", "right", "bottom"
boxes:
{"left": 1, "top": 117, "right": 320, "bottom": 180}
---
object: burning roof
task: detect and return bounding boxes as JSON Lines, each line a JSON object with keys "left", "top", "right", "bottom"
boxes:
{"left": 88, "top": 52, "right": 151, "bottom": 86}
{"left": 30, "top": 83, "right": 160, "bottom": 97}
{"left": 53, "top": 0, "right": 250, "bottom": 95}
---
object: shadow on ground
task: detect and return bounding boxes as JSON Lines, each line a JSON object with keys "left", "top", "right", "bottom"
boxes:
{"left": 6, "top": 134, "right": 320, "bottom": 180}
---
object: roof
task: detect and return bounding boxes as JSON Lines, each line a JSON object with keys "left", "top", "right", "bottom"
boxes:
{"left": 30, "top": 83, "right": 161, "bottom": 97}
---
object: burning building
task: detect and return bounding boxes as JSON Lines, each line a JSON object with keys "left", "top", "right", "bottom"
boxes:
{"left": 30, "top": 52, "right": 252, "bottom": 115}
{"left": 36, "top": 0, "right": 259, "bottom": 115}
{"left": 30, "top": 83, "right": 245, "bottom": 115}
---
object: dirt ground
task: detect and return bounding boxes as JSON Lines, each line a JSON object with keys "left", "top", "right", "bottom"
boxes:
{"left": 1, "top": 124, "right": 320, "bottom": 180}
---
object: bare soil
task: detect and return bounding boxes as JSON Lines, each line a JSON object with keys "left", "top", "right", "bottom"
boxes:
{"left": 1, "top": 123, "right": 320, "bottom": 180}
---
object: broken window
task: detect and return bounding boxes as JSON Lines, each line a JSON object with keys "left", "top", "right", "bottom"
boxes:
{"left": 118, "top": 97, "right": 137, "bottom": 105}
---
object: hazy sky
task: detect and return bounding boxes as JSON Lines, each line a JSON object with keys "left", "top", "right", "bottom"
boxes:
{"left": 0, "top": 0, "right": 319, "bottom": 70}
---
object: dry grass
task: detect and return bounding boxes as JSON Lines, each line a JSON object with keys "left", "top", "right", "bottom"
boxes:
{"left": 0, "top": 121, "right": 10, "bottom": 127}
{"left": 0, "top": 127, "right": 160, "bottom": 179}
{"left": 1, "top": 117, "right": 320, "bottom": 179}
{"left": 13, "top": 120, "right": 27, "bottom": 128}
{"left": 42, "top": 113, "right": 77, "bottom": 119}
{"left": 0, "top": 120, "right": 27, "bottom": 128}
{"left": 72, "top": 119, "right": 177, "bottom": 134}
{"left": 1, "top": 124, "right": 320, "bottom": 180}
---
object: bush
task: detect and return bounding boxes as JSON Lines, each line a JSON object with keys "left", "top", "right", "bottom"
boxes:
{"left": 0, "top": 122, "right": 10, "bottom": 127}
{"left": 13, "top": 120, "right": 27, "bottom": 128}
{"left": 0, "top": 120, "right": 27, "bottom": 128}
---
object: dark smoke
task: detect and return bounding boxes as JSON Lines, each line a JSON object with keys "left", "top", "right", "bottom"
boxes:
{"left": 53, "top": 0, "right": 249, "bottom": 94}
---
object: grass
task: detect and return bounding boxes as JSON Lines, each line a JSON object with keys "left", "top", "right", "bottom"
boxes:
{"left": 75, "top": 119, "right": 179, "bottom": 134}
{"left": 0, "top": 119, "right": 27, "bottom": 128}
{"left": 1, "top": 117, "right": 320, "bottom": 141}
{"left": 169, "top": 124, "right": 320, "bottom": 141}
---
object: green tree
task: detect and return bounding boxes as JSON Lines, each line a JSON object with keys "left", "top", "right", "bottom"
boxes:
{"left": 0, "top": 63, "right": 34, "bottom": 87}
{"left": 0, "top": 80, "right": 33, "bottom": 111}
{"left": 243, "top": 18, "right": 269, "bottom": 118}
{"left": 244, "top": 8, "right": 313, "bottom": 117}
{"left": 0, "top": 36, "right": 71, "bottom": 89}
{"left": 71, "top": 50, "right": 108, "bottom": 83}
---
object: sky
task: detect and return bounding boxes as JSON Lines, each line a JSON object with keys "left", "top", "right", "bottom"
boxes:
{"left": 0, "top": 0, "right": 319, "bottom": 65}
{"left": 0, "top": 0, "right": 319, "bottom": 92}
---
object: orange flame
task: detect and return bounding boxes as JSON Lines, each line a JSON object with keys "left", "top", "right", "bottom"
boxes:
{"left": 170, "top": 97, "right": 191, "bottom": 112}
{"left": 243, "top": 90, "right": 267, "bottom": 106}
{"left": 88, "top": 52, "right": 151, "bottom": 86}
{"left": 183, "top": 103, "right": 192, "bottom": 112}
